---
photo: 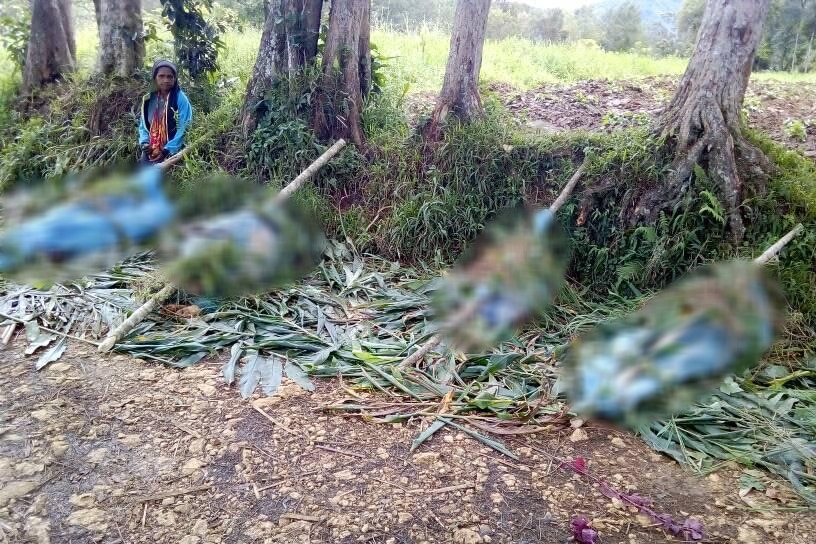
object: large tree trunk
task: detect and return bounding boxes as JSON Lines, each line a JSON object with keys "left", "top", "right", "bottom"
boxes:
{"left": 641, "top": 0, "right": 773, "bottom": 241}
{"left": 311, "top": 0, "right": 370, "bottom": 148}
{"left": 22, "top": 0, "right": 76, "bottom": 94}
{"left": 98, "top": 0, "right": 145, "bottom": 77}
{"left": 425, "top": 0, "right": 491, "bottom": 140}
{"left": 287, "top": 0, "right": 323, "bottom": 69}
{"left": 93, "top": 0, "right": 102, "bottom": 32}
{"left": 359, "top": 3, "right": 372, "bottom": 98}
{"left": 241, "top": 0, "right": 324, "bottom": 135}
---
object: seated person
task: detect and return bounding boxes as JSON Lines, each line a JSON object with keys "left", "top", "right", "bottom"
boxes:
{"left": 139, "top": 59, "right": 193, "bottom": 164}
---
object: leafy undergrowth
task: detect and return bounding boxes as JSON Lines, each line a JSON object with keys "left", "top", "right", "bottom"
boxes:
{"left": 1, "top": 28, "right": 815, "bottom": 515}
{"left": 1, "top": 241, "right": 814, "bottom": 509}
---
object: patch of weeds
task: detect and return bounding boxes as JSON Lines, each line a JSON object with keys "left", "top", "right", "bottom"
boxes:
{"left": 783, "top": 118, "right": 808, "bottom": 142}
{"left": 742, "top": 94, "right": 762, "bottom": 120}
{"left": 601, "top": 111, "right": 651, "bottom": 129}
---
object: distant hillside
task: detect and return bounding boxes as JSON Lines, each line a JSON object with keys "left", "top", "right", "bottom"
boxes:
{"left": 594, "top": 0, "right": 683, "bottom": 25}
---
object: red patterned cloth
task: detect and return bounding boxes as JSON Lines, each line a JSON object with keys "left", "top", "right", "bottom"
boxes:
{"left": 149, "top": 96, "right": 169, "bottom": 152}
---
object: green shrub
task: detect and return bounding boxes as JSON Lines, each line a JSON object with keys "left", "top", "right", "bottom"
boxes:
{"left": 0, "top": 23, "right": 812, "bottom": 343}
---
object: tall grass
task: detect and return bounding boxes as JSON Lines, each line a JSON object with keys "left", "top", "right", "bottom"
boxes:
{"left": 372, "top": 28, "right": 690, "bottom": 90}
{"left": 2, "top": 23, "right": 814, "bottom": 103}
{"left": 0, "top": 21, "right": 813, "bottom": 325}
{"left": 220, "top": 26, "right": 813, "bottom": 91}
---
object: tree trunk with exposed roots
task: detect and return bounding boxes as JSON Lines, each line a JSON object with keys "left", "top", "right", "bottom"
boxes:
{"left": 241, "top": 0, "right": 324, "bottom": 135}
{"left": 98, "top": 0, "right": 145, "bottom": 77}
{"left": 22, "top": 0, "right": 76, "bottom": 94}
{"left": 311, "top": 0, "right": 370, "bottom": 148}
{"left": 424, "top": 0, "right": 491, "bottom": 140}
{"left": 639, "top": 0, "right": 773, "bottom": 240}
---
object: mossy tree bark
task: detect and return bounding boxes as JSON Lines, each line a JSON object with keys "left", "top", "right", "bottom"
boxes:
{"left": 311, "top": 0, "right": 370, "bottom": 148}
{"left": 640, "top": 0, "right": 773, "bottom": 240}
{"left": 98, "top": 0, "right": 145, "bottom": 77}
{"left": 425, "top": 0, "right": 491, "bottom": 140}
{"left": 241, "top": 0, "right": 324, "bottom": 134}
{"left": 22, "top": 0, "right": 76, "bottom": 94}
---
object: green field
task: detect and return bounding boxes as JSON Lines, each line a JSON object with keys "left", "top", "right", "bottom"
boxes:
{"left": 2, "top": 24, "right": 814, "bottom": 100}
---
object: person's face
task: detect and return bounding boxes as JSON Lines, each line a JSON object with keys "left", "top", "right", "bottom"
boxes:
{"left": 155, "top": 67, "right": 176, "bottom": 93}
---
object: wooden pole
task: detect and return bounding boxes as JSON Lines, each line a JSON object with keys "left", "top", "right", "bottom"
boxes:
{"left": 157, "top": 148, "right": 190, "bottom": 171}
{"left": 398, "top": 158, "right": 589, "bottom": 369}
{"left": 274, "top": 140, "right": 347, "bottom": 203}
{"left": 754, "top": 224, "right": 804, "bottom": 265}
{"left": 97, "top": 284, "right": 176, "bottom": 352}
{"left": 98, "top": 139, "right": 347, "bottom": 353}
{"left": 549, "top": 159, "right": 588, "bottom": 213}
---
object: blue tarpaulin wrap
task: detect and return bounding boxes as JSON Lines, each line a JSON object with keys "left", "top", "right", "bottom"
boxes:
{"left": 561, "top": 260, "right": 783, "bottom": 426}
{"left": 0, "top": 167, "right": 173, "bottom": 282}
{"left": 431, "top": 207, "right": 569, "bottom": 351}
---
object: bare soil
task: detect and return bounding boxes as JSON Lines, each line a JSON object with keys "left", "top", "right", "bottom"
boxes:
{"left": 1, "top": 339, "right": 813, "bottom": 544}
{"left": 408, "top": 78, "right": 816, "bottom": 158}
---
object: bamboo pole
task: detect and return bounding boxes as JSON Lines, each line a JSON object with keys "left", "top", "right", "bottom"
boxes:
{"left": 754, "top": 224, "right": 804, "bottom": 265}
{"left": 398, "top": 158, "right": 590, "bottom": 369}
{"left": 157, "top": 148, "right": 190, "bottom": 171}
{"left": 98, "top": 139, "right": 347, "bottom": 353}
{"left": 97, "top": 284, "right": 175, "bottom": 352}
{"left": 275, "top": 140, "right": 347, "bottom": 202}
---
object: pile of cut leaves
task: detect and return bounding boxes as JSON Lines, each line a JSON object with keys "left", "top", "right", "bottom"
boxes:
{"left": 0, "top": 242, "right": 813, "bottom": 507}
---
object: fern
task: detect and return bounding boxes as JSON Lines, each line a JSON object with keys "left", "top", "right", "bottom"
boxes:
{"left": 615, "top": 260, "right": 643, "bottom": 289}
{"left": 699, "top": 189, "right": 726, "bottom": 225}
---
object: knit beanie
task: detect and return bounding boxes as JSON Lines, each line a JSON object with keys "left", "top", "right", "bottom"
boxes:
{"left": 152, "top": 59, "right": 178, "bottom": 80}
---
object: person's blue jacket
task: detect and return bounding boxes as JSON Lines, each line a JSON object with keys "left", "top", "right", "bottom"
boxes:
{"left": 138, "top": 87, "right": 193, "bottom": 156}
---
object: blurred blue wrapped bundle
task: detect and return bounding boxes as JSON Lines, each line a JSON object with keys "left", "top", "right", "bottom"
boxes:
{"left": 163, "top": 199, "right": 326, "bottom": 298}
{"left": 562, "top": 261, "right": 784, "bottom": 426}
{"left": 431, "top": 207, "right": 570, "bottom": 351}
{"left": 0, "top": 167, "right": 173, "bottom": 285}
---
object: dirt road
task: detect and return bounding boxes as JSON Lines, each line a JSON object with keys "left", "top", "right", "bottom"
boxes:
{"left": 1, "top": 341, "right": 812, "bottom": 543}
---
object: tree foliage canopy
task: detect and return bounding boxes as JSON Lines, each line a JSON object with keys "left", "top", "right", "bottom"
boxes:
{"left": 160, "top": 0, "right": 224, "bottom": 79}
{"left": 600, "top": 1, "right": 643, "bottom": 52}
{"left": 0, "top": 2, "right": 29, "bottom": 71}
{"left": 679, "top": 0, "right": 816, "bottom": 71}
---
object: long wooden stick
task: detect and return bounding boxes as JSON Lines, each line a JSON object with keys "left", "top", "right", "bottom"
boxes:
{"left": 549, "top": 159, "right": 589, "bottom": 213}
{"left": 755, "top": 224, "right": 804, "bottom": 265}
{"left": 156, "top": 123, "right": 223, "bottom": 171}
{"left": 98, "top": 139, "right": 347, "bottom": 353}
{"left": 275, "top": 139, "right": 347, "bottom": 202}
{"left": 157, "top": 147, "right": 191, "bottom": 171}
{"left": 399, "top": 158, "right": 589, "bottom": 369}
{"left": 97, "top": 284, "right": 176, "bottom": 352}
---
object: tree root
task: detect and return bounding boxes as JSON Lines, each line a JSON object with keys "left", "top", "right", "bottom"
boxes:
{"left": 634, "top": 104, "right": 773, "bottom": 242}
